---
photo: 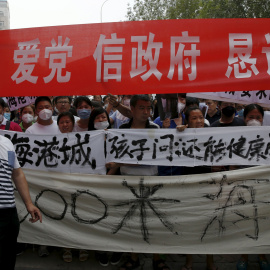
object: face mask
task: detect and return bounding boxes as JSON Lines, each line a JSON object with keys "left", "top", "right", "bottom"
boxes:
{"left": 237, "top": 109, "right": 244, "bottom": 118}
{"left": 39, "top": 109, "right": 52, "bottom": 121}
{"left": 54, "top": 107, "right": 59, "bottom": 113}
{"left": 0, "top": 114, "right": 3, "bottom": 123}
{"left": 177, "top": 102, "right": 185, "bottom": 114}
{"left": 22, "top": 113, "right": 34, "bottom": 124}
{"left": 77, "top": 109, "right": 91, "bottom": 119}
{"left": 246, "top": 119, "right": 262, "bottom": 126}
{"left": 222, "top": 106, "right": 235, "bottom": 117}
{"left": 123, "top": 99, "right": 130, "bottom": 107}
{"left": 94, "top": 121, "right": 109, "bottom": 130}
{"left": 4, "top": 112, "right": 10, "bottom": 121}
{"left": 34, "top": 116, "right": 38, "bottom": 122}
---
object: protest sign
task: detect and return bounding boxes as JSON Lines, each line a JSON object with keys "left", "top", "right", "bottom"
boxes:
{"left": 1, "top": 127, "right": 270, "bottom": 171}
{"left": 106, "top": 127, "right": 270, "bottom": 167}
{"left": 1, "top": 19, "right": 270, "bottom": 97}
{"left": 5, "top": 96, "right": 37, "bottom": 111}
{"left": 0, "top": 130, "right": 106, "bottom": 174}
{"left": 17, "top": 166, "right": 270, "bottom": 254}
{"left": 188, "top": 91, "right": 270, "bottom": 108}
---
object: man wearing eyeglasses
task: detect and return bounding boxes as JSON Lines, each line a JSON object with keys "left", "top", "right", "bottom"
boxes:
{"left": 52, "top": 96, "right": 79, "bottom": 121}
{"left": 54, "top": 96, "right": 72, "bottom": 114}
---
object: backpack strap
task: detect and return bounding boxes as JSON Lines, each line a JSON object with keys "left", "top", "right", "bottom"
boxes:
{"left": 5, "top": 121, "right": 11, "bottom": 130}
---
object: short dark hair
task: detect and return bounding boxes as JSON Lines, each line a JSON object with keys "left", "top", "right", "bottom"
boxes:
{"left": 243, "top": 103, "right": 264, "bottom": 119}
{"left": 186, "top": 97, "right": 199, "bottom": 108}
{"left": 218, "top": 100, "right": 235, "bottom": 106}
{"left": 130, "top": 95, "right": 150, "bottom": 107}
{"left": 73, "top": 96, "right": 92, "bottom": 109}
{"left": 91, "top": 101, "right": 103, "bottom": 109}
{"left": 21, "top": 105, "right": 35, "bottom": 115}
{"left": 54, "top": 96, "right": 72, "bottom": 104}
{"left": 103, "top": 95, "right": 109, "bottom": 102}
{"left": 0, "top": 98, "right": 6, "bottom": 109}
{"left": 35, "top": 96, "right": 52, "bottom": 108}
{"left": 57, "top": 111, "right": 75, "bottom": 126}
{"left": 178, "top": 93, "right": 187, "bottom": 98}
{"left": 88, "top": 107, "right": 111, "bottom": 131}
{"left": 185, "top": 106, "right": 203, "bottom": 123}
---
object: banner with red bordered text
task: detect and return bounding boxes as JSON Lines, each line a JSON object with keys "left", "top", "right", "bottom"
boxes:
{"left": 1, "top": 18, "right": 270, "bottom": 97}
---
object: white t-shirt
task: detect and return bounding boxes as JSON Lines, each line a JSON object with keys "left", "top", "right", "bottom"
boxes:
{"left": 73, "top": 120, "right": 88, "bottom": 132}
{"left": 0, "top": 135, "right": 20, "bottom": 209}
{"left": 25, "top": 120, "right": 60, "bottom": 134}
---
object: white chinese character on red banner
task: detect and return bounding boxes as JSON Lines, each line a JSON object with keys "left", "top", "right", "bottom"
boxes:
{"left": 262, "top": 33, "right": 270, "bottom": 75}
{"left": 43, "top": 36, "right": 73, "bottom": 83}
{"left": 226, "top": 33, "right": 259, "bottom": 79}
{"left": 130, "top": 33, "right": 163, "bottom": 81}
{"left": 93, "top": 33, "right": 125, "bottom": 82}
{"left": 11, "top": 38, "right": 40, "bottom": 84}
{"left": 167, "top": 31, "right": 200, "bottom": 81}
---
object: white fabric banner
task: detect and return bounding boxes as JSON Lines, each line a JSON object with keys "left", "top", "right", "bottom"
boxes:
{"left": 0, "top": 130, "right": 106, "bottom": 174}
{"left": 106, "top": 127, "right": 270, "bottom": 167}
{"left": 5, "top": 96, "right": 37, "bottom": 111}
{"left": 1, "top": 127, "right": 270, "bottom": 170}
{"left": 187, "top": 91, "right": 270, "bottom": 107}
{"left": 17, "top": 166, "right": 270, "bottom": 254}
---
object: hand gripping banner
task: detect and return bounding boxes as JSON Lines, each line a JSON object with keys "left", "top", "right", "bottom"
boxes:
{"left": 1, "top": 18, "right": 270, "bottom": 97}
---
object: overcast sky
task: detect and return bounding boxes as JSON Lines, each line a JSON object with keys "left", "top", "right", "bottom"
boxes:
{"left": 8, "top": 0, "right": 135, "bottom": 29}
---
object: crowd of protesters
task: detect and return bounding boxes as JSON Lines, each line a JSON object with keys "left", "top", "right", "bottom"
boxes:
{"left": 0, "top": 93, "right": 269, "bottom": 270}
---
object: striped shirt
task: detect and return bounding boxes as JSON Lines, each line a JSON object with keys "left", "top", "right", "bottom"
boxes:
{"left": 0, "top": 135, "right": 20, "bottom": 209}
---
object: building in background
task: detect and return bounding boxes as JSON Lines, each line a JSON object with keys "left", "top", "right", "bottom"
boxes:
{"left": 0, "top": 0, "right": 10, "bottom": 30}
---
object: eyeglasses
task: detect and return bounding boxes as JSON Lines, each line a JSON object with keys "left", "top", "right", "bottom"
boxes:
{"left": 57, "top": 101, "right": 70, "bottom": 104}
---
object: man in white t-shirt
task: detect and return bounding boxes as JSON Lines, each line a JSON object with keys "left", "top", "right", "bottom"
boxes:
{"left": 26, "top": 96, "right": 60, "bottom": 135}
{"left": 0, "top": 135, "right": 42, "bottom": 269}
{"left": 106, "top": 95, "right": 168, "bottom": 270}
{"left": 25, "top": 96, "right": 59, "bottom": 257}
{"left": 52, "top": 96, "right": 79, "bottom": 122}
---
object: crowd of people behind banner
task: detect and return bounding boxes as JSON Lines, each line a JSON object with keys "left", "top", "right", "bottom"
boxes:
{"left": 0, "top": 93, "right": 269, "bottom": 270}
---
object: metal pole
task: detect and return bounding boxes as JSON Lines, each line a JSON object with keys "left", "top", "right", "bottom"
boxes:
{"left": 100, "top": 0, "right": 110, "bottom": 23}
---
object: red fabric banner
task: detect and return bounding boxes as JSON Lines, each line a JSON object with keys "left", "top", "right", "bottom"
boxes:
{"left": 1, "top": 18, "right": 270, "bottom": 97}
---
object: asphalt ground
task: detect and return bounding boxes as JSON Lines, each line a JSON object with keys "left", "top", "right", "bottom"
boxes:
{"left": 15, "top": 245, "right": 268, "bottom": 270}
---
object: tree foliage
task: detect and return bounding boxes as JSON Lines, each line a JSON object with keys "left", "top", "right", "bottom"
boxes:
{"left": 126, "top": 0, "right": 270, "bottom": 20}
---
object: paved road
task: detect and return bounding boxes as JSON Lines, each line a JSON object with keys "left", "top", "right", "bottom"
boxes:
{"left": 15, "top": 245, "right": 266, "bottom": 270}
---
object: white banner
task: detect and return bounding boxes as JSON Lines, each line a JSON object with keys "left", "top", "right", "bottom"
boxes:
{"left": 17, "top": 166, "right": 270, "bottom": 254}
{"left": 5, "top": 96, "right": 38, "bottom": 111}
{"left": 1, "top": 127, "right": 270, "bottom": 170}
{"left": 106, "top": 127, "right": 270, "bottom": 167}
{"left": 0, "top": 130, "right": 106, "bottom": 174}
{"left": 188, "top": 91, "right": 270, "bottom": 107}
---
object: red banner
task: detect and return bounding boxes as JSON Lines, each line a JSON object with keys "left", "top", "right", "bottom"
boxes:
{"left": 1, "top": 19, "right": 270, "bottom": 97}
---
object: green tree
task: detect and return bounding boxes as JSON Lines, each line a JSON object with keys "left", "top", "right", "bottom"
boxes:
{"left": 199, "top": 0, "right": 270, "bottom": 18}
{"left": 126, "top": 0, "right": 170, "bottom": 21}
{"left": 126, "top": 0, "right": 270, "bottom": 20}
{"left": 167, "top": 0, "right": 200, "bottom": 19}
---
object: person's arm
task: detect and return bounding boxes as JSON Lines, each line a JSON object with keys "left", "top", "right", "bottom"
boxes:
{"left": 108, "top": 93, "right": 132, "bottom": 119}
{"left": 12, "top": 168, "right": 42, "bottom": 223}
{"left": 106, "top": 167, "right": 119, "bottom": 175}
{"left": 162, "top": 118, "right": 171, "bottom": 128}
{"left": 176, "top": 124, "right": 188, "bottom": 132}
{"left": 106, "top": 102, "right": 114, "bottom": 115}
{"left": 106, "top": 162, "right": 139, "bottom": 170}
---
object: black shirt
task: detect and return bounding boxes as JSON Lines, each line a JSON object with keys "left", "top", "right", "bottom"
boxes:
{"left": 206, "top": 110, "right": 221, "bottom": 125}
{"left": 119, "top": 118, "right": 159, "bottom": 129}
{"left": 210, "top": 117, "right": 246, "bottom": 127}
